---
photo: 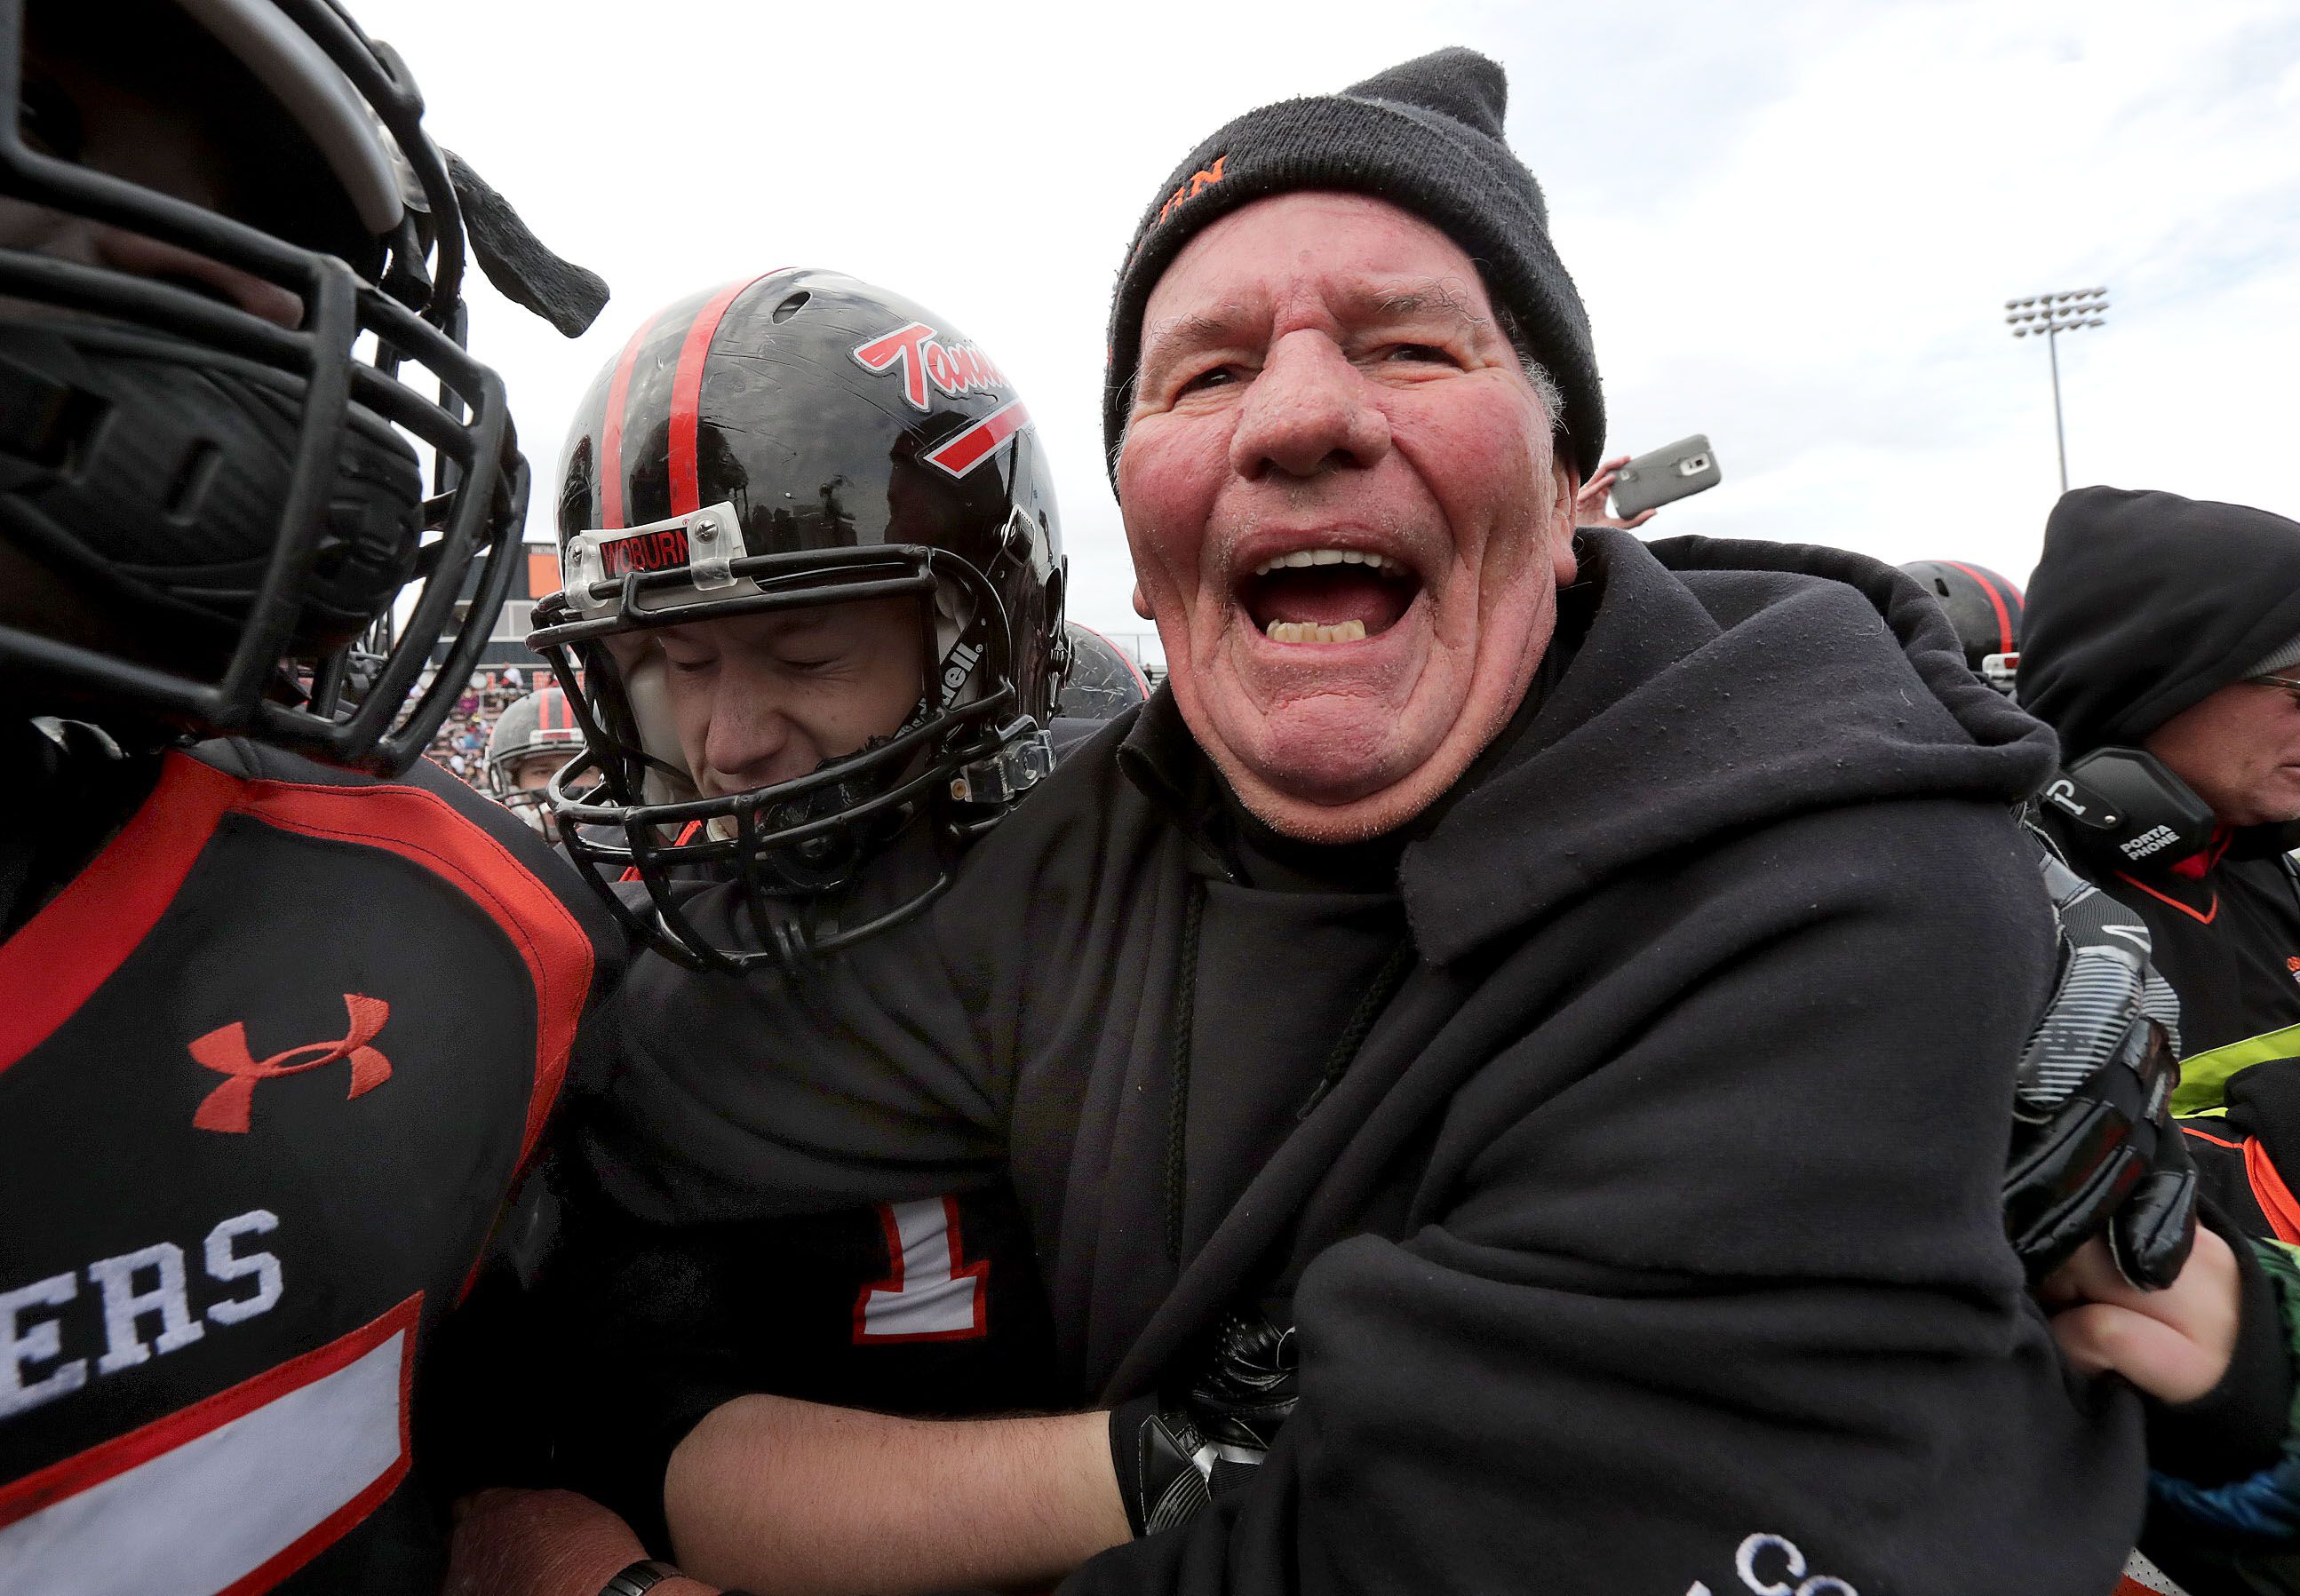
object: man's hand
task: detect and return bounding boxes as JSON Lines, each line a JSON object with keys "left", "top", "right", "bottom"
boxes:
{"left": 1118, "top": 1310, "right": 1296, "bottom": 1536}
{"left": 2003, "top": 849, "right": 2199, "bottom": 1289}
{"left": 2042, "top": 1227, "right": 2240, "bottom": 1404}
{"left": 1573, "top": 454, "right": 1657, "bottom": 530}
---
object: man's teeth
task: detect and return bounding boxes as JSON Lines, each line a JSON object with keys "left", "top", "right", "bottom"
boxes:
{"left": 1263, "top": 619, "right": 1368, "bottom": 644}
{"left": 1251, "top": 548, "right": 1400, "bottom": 576}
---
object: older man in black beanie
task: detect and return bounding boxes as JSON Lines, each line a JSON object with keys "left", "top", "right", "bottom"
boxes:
{"left": 464, "top": 48, "right": 2153, "bottom": 1596}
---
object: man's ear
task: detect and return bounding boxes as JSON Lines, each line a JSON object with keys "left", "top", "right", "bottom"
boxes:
{"left": 1550, "top": 461, "right": 1580, "bottom": 586}
{"left": 1132, "top": 582, "right": 1155, "bottom": 620}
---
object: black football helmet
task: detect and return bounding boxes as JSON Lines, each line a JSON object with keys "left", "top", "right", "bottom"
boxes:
{"left": 1901, "top": 559, "right": 2025, "bottom": 687}
{"left": 1, "top": 0, "right": 602, "bottom": 772}
{"left": 485, "top": 682, "right": 582, "bottom": 830}
{"left": 530, "top": 269, "right": 1068, "bottom": 970}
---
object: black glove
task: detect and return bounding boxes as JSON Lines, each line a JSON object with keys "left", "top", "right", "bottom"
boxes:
{"left": 1112, "top": 1310, "right": 1297, "bottom": 1537}
{"left": 2002, "top": 846, "right": 2197, "bottom": 1290}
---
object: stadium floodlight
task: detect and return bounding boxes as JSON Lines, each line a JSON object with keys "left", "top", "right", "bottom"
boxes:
{"left": 2006, "top": 284, "right": 2111, "bottom": 492}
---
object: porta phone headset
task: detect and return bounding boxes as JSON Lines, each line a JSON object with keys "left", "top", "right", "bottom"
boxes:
{"left": 2039, "top": 747, "right": 2221, "bottom": 871}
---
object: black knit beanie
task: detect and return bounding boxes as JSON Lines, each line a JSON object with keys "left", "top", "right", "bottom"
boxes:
{"left": 1102, "top": 46, "right": 1603, "bottom": 485}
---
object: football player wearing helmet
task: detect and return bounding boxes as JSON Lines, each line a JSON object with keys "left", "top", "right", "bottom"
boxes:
{"left": 529, "top": 266, "right": 1069, "bottom": 971}
{"left": 0, "top": 3, "right": 618, "bottom": 1590}
{"left": 487, "top": 684, "right": 586, "bottom": 838}
{"left": 447, "top": 273, "right": 1094, "bottom": 1596}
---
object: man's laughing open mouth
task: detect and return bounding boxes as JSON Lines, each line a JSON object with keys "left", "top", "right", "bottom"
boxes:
{"left": 1236, "top": 544, "right": 1425, "bottom": 647}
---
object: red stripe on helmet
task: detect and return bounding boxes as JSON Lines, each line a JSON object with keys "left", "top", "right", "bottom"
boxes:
{"left": 598, "top": 310, "right": 665, "bottom": 531}
{"left": 925, "top": 399, "right": 1031, "bottom": 479}
{"left": 1942, "top": 561, "right": 2020, "bottom": 655}
{"left": 668, "top": 275, "right": 773, "bottom": 518}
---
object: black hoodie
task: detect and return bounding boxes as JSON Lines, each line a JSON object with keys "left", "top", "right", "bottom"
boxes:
{"left": 2020, "top": 486, "right": 2300, "bottom": 758}
{"left": 578, "top": 529, "right": 2139, "bottom": 1596}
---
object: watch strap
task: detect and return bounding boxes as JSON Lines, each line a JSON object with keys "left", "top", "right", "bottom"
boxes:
{"left": 600, "top": 1560, "right": 684, "bottom": 1596}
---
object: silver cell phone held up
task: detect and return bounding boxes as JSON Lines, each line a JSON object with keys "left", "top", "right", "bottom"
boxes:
{"left": 1610, "top": 434, "right": 1721, "bottom": 520}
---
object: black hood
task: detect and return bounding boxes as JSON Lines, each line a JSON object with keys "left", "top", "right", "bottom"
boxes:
{"left": 1403, "top": 531, "right": 2056, "bottom": 960}
{"left": 2018, "top": 487, "right": 2300, "bottom": 758}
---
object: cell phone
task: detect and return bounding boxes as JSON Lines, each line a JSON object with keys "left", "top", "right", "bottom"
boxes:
{"left": 1610, "top": 434, "right": 1721, "bottom": 520}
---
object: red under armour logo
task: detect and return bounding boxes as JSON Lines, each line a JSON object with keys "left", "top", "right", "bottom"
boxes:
{"left": 188, "top": 995, "right": 393, "bottom": 1134}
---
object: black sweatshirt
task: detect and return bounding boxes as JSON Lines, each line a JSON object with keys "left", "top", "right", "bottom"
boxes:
{"left": 577, "top": 529, "right": 2142, "bottom": 1595}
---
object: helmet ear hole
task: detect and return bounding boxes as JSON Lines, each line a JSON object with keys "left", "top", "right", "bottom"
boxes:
{"left": 772, "top": 291, "right": 810, "bottom": 323}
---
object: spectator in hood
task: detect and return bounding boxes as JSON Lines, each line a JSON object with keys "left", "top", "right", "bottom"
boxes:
{"left": 2021, "top": 487, "right": 2300, "bottom": 1083}
{"left": 2021, "top": 486, "right": 2300, "bottom": 1589}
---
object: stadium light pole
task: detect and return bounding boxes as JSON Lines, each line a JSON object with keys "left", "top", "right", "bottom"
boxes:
{"left": 2005, "top": 287, "right": 2111, "bottom": 493}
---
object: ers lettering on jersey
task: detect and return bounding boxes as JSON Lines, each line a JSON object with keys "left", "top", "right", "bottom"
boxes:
{"left": 0, "top": 1212, "right": 425, "bottom": 1595}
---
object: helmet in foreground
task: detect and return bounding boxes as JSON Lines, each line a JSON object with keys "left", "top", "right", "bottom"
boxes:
{"left": 2, "top": 0, "right": 601, "bottom": 771}
{"left": 530, "top": 268, "right": 1067, "bottom": 969}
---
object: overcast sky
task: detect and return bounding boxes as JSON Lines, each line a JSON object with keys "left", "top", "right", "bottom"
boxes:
{"left": 369, "top": 0, "right": 2300, "bottom": 652}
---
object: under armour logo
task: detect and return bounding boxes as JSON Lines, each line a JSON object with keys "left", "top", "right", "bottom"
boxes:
{"left": 188, "top": 995, "right": 393, "bottom": 1134}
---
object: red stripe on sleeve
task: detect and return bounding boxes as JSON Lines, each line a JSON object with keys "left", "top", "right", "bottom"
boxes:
{"left": 667, "top": 275, "right": 771, "bottom": 517}
{"left": 0, "top": 756, "right": 239, "bottom": 1073}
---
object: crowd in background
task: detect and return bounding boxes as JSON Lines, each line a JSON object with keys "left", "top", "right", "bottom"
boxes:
{"left": 424, "top": 664, "right": 534, "bottom": 786}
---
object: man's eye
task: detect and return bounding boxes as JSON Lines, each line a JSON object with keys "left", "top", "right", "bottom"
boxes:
{"left": 1176, "top": 366, "right": 1238, "bottom": 396}
{"left": 1381, "top": 343, "right": 1458, "bottom": 366}
{"left": 779, "top": 655, "right": 841, "bottom": 673}
{"left": 661, "top": 652, "right": 712, "bottom": 675}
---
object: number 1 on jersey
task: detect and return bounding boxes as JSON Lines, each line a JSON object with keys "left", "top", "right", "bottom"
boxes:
{"left": 854, "top": 1197, "right": 989, "bottom": 1343}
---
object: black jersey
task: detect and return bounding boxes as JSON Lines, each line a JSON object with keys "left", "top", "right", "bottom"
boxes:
{"left": 0, "top": 740, "right": 616, "bottom": 1594}
{"left": 483, "top": 853, "right": 1059, "bottom": 1552}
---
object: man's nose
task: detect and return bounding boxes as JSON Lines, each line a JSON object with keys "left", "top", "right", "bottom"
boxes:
{"left": 1229, "top": 330, "right": 1391, "bottom": 481}
{"left": 700, "top": 666, "right": 795, "bottom": 785}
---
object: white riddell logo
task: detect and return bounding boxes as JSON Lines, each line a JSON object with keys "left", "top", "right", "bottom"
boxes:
{"left": 1685, "top": 1532, "right": 1858, "bottom": 1596}
{"left": 2121, "top": 824, "right": 2181, "bottom": 862}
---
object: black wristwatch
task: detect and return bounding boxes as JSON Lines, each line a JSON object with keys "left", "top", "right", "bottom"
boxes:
{"left": 598, "top": 1560, "right": 759, "bottom": 1596}
{"left": 600, "top": 1562, "right": 682, "bottom": 1596}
